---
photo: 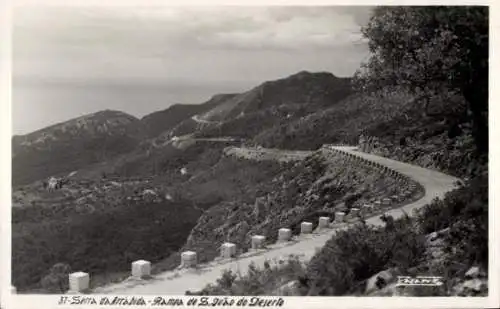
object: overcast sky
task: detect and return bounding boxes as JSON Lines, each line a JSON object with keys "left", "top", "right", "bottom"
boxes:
{"left": 12, "top": 4, "right": 373, "bottom": 135}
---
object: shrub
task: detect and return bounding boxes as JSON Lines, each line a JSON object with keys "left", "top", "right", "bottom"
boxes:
{"left": 191, "top": 256, "right": 307, "bottom": 296}
{"left": 40, "top": 263, "right": 71, "bottom": 293}
{"left": 304, "top": 217, "right": 426, "bottom": 295}
{"left": 217, "top": 269, "right": 237, "bottom": 291}
{"left": 416, "top": 173, "right": 488, "bottom": 269}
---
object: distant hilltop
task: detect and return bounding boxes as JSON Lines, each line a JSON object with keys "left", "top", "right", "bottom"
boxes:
{"left": 12, "top": 71, "right": 353, "bottom": 186}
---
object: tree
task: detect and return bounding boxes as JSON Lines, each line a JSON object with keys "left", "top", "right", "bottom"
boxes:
{"left": 354, "top": 6, "right": 488, "bottom": 154}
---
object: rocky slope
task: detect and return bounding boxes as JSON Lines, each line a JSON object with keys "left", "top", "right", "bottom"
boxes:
{"left": 191, "top": 171, "right": 487, "bottom": 297}
{"left": 355, "top": 92, "right": 481, "bottom": 178}
{"left": 182, "top": 150, "right": 419, "bottom": 266}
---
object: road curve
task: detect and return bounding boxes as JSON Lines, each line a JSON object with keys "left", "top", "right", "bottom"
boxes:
{"left": 191, "top": 115, "right": 218, "bottom": 125}
{"left": 92, "top": 146, "right": 460, "bottom": 295}
{"left": 333, "top": 146, "right": 459, "bottom": 225}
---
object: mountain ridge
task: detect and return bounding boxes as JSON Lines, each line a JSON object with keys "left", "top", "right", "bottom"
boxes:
{"left": 13, "top": 71, "right": 350, "bottom": 186}
{"left": 197, "top": 71, "right": 351, "bottom": 122}
{"left": 13, "top": 71, "right": 347, "bottom": 140}
{"left": 11, "top": 69, "right": 487, "bottom": 296}
{"left": 12, "top": 110, "right": 145, "bottom": 186}
{"left": 12, "top": 110, "right": 138, "bottom": 139}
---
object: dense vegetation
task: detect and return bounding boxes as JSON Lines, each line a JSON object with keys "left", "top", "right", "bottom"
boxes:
{"left": 305, "top": 172, "right": 487, "bottom": 296}
{"left": 253, "top": 90, "right": 413, "bottom": 150}
{"left": 353, "top": 6, "right": 488, "bottom": 178}
{"left": 355, "top": 6, "right": 488, "bottom": 155}
{"left": 11, "top": 153, "right": 290, "bottom": 292}
{"left": 12, "top": 198, "right": 201, "bottom": 292}
{"left": 253, "top": 87, "right": 480, "bottom": 177}
{"left": 194, "top": 173, "right": 487, "bottom": 296}
{"left": 187, "top": 256, "right": 308, "bottom": 296}
{"left": 192, "top": 6, "right": 489, "bottom": 297}
{"left": 252, "top": 7, "right": 488, "bottom": 178}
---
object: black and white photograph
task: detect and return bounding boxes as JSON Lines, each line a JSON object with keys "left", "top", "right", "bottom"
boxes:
{"left": 2, "top": 0, "right": 498, "bottom": 308}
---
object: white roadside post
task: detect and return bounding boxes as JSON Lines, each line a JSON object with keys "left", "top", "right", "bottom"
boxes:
{"left": 68, "top": 272, "right": 90, "bottom": 293}
{"left": 300, "top": 222, "right": 313, "bottom": 235}
{"left": 335, "top": 212, "right": 345, "bottom": 223}
{"left": 181, "top": 251, "right": 197, "bottom": 268}
{"left": 278, "top": 228, "right": 292, "bottom": 242}
{"left": 221, "top": 242, "right": 237, "bottom": 259}
{"left": 318, "top": 217, "right": 330, "bottom": 229}
{"left": 131, "top": 260, "right": 151, "bottom": 279}
{"left": 251, "top": 235, "right": 266, "bottom": 250}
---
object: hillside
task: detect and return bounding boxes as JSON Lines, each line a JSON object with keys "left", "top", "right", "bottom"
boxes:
{"left": 11, "top": 92, "right": 238, "bottom": 187}
{"left": 181, "top": 150, "right": 420, "bottom": 265}
{"left": 193, "top": 171, "right": 487, "bottom": 297}
{"left": 27, "top": 71, "right": 354, "bottom": 184}
{"left": 158, "top": 71, "right": 353, "bottom": 141}
{"left": 139, "top": 104, "right": 203, "bottom": 138}
{"left": 184, "top": 6, "right": 489, "bottom": 298}
{"left": 11, "top": 69, "right": 487, "bottom": 296}
{"left": 139, "top": 93, "right": 238, "bottom": 138}
{"left": 198, "top": 71, "right": 352, "bottom": 122}
{"left": 252, "top": 88, "right": 478, "bottom": 178}
{"left": 12, "top": 110, "right": 145, "bottom": 186}
{"left": 11, "top": 55, "right": 487, "bottom": 298}
{"left": 11, "top": 148, "right": 293, "bottom": 292}
{"left": 252, "top": 90, "right": 411, "bottom": 149}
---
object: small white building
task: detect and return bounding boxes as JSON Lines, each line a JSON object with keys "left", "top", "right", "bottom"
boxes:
{"left": 47, "top": 177, "right": 58, "bottom": 190}
{"left": 180, "top": 167, "right": 188, "bottom": 175}
{"left": 142, "top": 189, "right": 157, "bottom": 196}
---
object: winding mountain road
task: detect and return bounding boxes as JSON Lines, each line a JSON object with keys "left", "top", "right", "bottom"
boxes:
{"left": 93, "top": 146, "right": 460, "bottom": 295}
{"left": 191, "top": 115, "right": 218, "bottom": 125}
